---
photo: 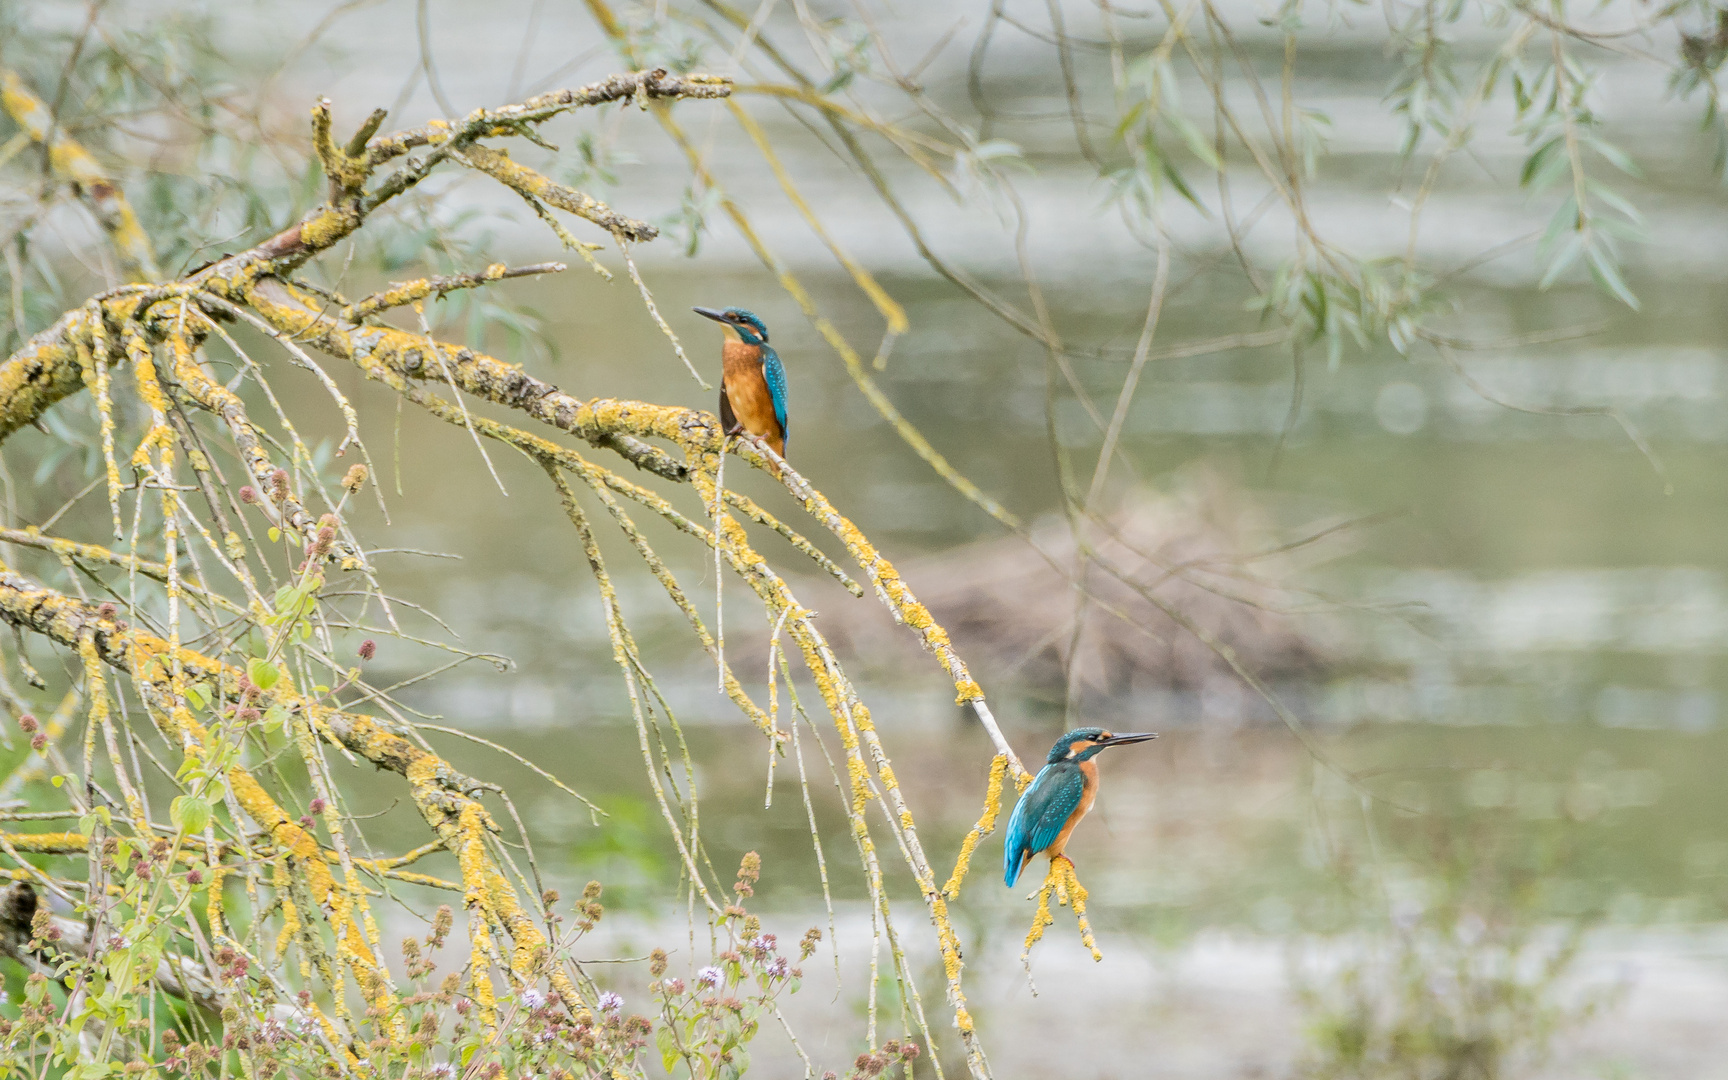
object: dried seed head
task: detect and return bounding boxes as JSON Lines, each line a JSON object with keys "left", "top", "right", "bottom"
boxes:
{"left": 268, "top": 469, "right": 290, "bottom": 503}
{"left": 30, "top": 733, "right": 46, "bottom": 751}
{"left": 239, "top": 486, "right": 258, "bottom": 504}
{"left": 358, "top": 639, "right": 376, "bottom": 661}
{"left": 97, "top": 602, "right": 117, "bottom": 619}
{"left": 187, "top": 869, "right": 204, "bottom": 885}
{"left": 735, "top": 850, "right": 760, "bottom": 896}
{"left": 430, "top": 904, "right": 454, "bottom": 945}
{"left": 309, "top": 798, "right": 327, "bottom": 814}
{"left": 17, "top": 713, "right": 37, "bottom": 733}
{"left": 341, "top": 464, "right": 368, "bottom": 493}
{"left": 649, "top": 948, "right": 667, "bottom": 977}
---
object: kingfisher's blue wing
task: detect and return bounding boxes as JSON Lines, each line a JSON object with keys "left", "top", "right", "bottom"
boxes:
{"left": 1004, "top": 764, "right": 1084, "bottom": 887}
{"left": 763, "top": 347, "right": 789, "bottom": 454}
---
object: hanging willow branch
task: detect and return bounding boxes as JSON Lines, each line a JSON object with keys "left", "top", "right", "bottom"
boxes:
{"left": 0, "top": 64, "right": 1051, "bottom": 1080}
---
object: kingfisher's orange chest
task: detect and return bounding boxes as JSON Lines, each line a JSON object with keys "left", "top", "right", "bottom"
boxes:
{"left": 722, "top": 339, "right": 763, "bottom": 378}
{"left": 720, "top": 339, "right": 783, "bottom": 453}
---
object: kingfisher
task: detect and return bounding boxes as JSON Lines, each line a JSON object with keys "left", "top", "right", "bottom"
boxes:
{"left": 693, "top": 306, "right": 788, "bottom": 461}
{"left": 1004, "top": 727, "right": 1158, "bottom": 888}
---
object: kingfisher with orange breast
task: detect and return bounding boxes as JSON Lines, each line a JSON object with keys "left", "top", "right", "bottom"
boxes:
{"left": 1004, "top": 727, "right": 1158, "bottom": 887}
{"left": 693, "top": 306, "right": 787, "bottom": 462}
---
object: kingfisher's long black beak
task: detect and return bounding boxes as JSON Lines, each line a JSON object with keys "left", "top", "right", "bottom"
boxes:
{"left": 1097, "top": 732, "right": 1158, "bottom": 748}
{"left": 692, "top": 306, "right": 727, "bottom": 323}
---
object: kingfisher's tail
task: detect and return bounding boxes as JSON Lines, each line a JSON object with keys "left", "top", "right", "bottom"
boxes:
{"left": 1004, "top": 844, "right": 1029, "bottom": 888}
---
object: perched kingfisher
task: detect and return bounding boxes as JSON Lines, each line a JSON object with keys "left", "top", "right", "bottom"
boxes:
{"left": 1004, "top": 727, "right": 1158, "bottom": 887}
{"left": 693, "top": 306, "right": 788, "bottom": 461}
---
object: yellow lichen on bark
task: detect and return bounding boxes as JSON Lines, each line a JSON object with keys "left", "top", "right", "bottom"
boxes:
{"left": 0, "top": 562, "right": 597, "bottom": 1034}
{"left": 1021, "top": 857, "right": 1102, "bottom": 964}
{"left": 942, "top": 754, "right": 1008, "bottom": 900}
{"left": 0, "top": 69, "right": 160, "bottom": 281}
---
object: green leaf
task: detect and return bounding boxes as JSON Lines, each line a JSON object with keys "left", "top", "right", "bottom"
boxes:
{"left": 171, "top": 795, "right": 212, "bottom": 835}
{"left": 1538, "top": 194, "right": 1580, "bottom": 252}
{"left": 1586, "top": 242, "right": 1639, "bottom": 309}
{"left": 248, "top": 657, "right": 280, "bottom": 692}
{"left": 656, "top": 1025, "right": 680, "bottom": 1072}
{"left": 1171, "top": 113, "right": 1222, "bottom": 171}
{"left": 263, "top": 704, "right": 291, "bottom": 733}
{"left": 268, "top": 527, "right": 280, "bottom": 543}
{"left": 1590, "top": 136, "right": 1641, "bottom": 178}
{"left": 1538, "top": 232, "right": 1585, "bottom": 289}
{"left": 1519, "top": 137, "right": 1564, "bottom": 189}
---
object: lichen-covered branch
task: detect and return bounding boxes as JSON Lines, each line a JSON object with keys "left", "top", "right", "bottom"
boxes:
{"left": 0, "top": 70, "right": 161, "bottom": 282}
{"left": 0, "top": 560, "right": 587, "bottom": 1020}
{"left": 340, "top": 261, "right": 565, "bottom": 322}
{"left": 454, "top": 145, "right": 656, "bottom": 241}
{"left": 0, "top": 69, "right": 732, "bottom": 452}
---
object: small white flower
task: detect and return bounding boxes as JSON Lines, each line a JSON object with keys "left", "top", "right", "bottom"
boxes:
{"left": 429, "top": 1064, "right": 455, "bottom": 1079}
{"left": 696, "top": 965, "right": 723, "bottom": 988}
{"left": 520, "top": 988, "right": 546, "bottom": 1009}
{"left": 598, "top": 990, "right": 624, "bottom": 1013}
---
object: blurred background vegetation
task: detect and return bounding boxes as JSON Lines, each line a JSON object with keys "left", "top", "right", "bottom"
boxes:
{"left": 3, "top": 0, "right": 1728, "bottom": 1077}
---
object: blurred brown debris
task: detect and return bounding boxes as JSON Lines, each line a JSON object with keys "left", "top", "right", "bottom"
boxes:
{"left": 773, "top": 472, "right": 1342, "bottom": 705}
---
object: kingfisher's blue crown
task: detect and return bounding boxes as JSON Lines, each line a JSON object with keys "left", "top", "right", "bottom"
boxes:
{"left": 1047, "top": 727, "right": 1108, "bottom": 763}
{"left": 698, "top": 306, "right": 769, "bottom": 344}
